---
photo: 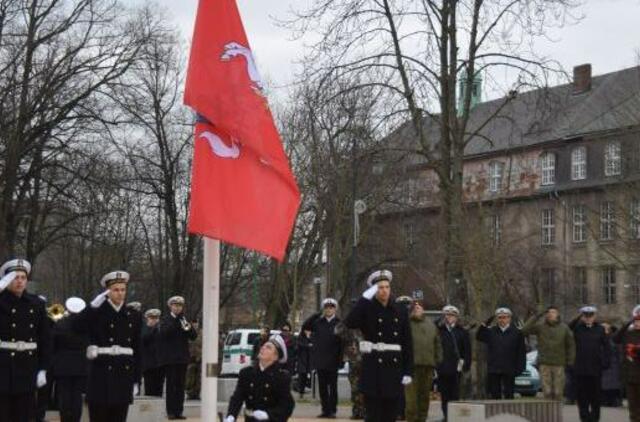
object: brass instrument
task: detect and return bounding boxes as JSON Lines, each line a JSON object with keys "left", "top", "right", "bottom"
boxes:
{"left": 180, "top": 316, "right": 192, "bottom": 331}
{"left": 47, "top": 303, "right": 66, "bottom": 321}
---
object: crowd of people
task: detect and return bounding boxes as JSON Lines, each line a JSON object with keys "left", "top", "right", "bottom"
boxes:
{"left": 3, "top": 257, "right": 640, "bottom": 422}
{"left": 0, "top": 258, "right": 201, "bottom": 422}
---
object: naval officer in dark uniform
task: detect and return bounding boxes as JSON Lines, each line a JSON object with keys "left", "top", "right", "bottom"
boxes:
{"left": 344, "top": 270, "right": 413, "bottom": 422}
{"left": 0, "top": 258, "right": 51, "bottom": 422}
{"left": 141, "top": 308, "right": 164, "bottom": 397}
{"left": 75, "top": 271, "right": 142, "bottom": 422}
{"left": 225, "top": 334, "right": 295, "bottom": 422}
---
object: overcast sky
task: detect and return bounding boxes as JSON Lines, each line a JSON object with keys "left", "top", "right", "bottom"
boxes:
{"left": 153, "top": 0, "right": 640, "bottom": 99}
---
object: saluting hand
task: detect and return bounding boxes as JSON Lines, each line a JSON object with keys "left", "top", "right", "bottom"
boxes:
{"left": 0, "top": 271, "right": 16, "bottom": 291}
{"left": 90, "top": 289, "right": 110, "bottom": 308}
{"left": 362, "top": 283, "right": 378, "bottom": 300}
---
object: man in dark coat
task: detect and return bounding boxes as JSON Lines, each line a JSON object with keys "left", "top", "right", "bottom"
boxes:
{"left": 295, "top": 329, "right": 312, "bottom": 397}
{"left": 225, "top": 334, "right": 295, "bottom": 422}
{"left": 344, "top": 270, "right": 413, "bottom": 422}
{"left": 569, "top": 306, "right": 610, "bottom": 422}
{"left": 613, "top": 306, "right": 640, "bottom": 422}
{"left": 476, "top": 307, "right": 526, "bottom": 400}
{"left": 252, "top": 325, "right": 271, "bottom": 364}
{"left": 301, "top": 297, "right": 343, "bottom": 418}
{"left": 141, "top": 308, "right": 164, "bottom": 397}
{"left": 158, "top": 296, "right": 198, "bottom": 420}
{"left": 437, "top": 305, "right": 471, "bottom": 421}
{"left": 75, "top": 270, "right": 143, "bottom": 422}
{"left": 52, "top": 297, "right": 89, "bottom": 422}
{"left": 0, "top": 258, "right": 51, "bottom": 422}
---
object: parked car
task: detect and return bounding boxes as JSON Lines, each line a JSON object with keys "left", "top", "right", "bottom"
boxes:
{"left": 514, "top": 351, "right": 541, "bottom": 397}
{"left": 220, "top": 329, "right": 280, "bottom": 377}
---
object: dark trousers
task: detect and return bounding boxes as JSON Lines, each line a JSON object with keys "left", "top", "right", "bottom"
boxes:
{"left": 88, "top": 403, "right": 129, "bottom": 422}
{"left": 487, "top": 373, "right": 515, "bottom": 399}
{"left": 576, "top": 375, "right": 601, "bottom": 422}
{"left": 317, "top": 369, "right": 338, "bottom": 415}
{"left": 144, "top": 367, "right": 165, "bottom": 397}
{"left": 57, "top": 376, "right": 86, "bottom": 422}
{"left": 439, "top": 373, "right": 461, "bottom": 419}
{"left": 364, "top": 396, "right": 397, "bottom": 422}
{"left": 36, "top": 382, "right": 52, "bottom": 421}
{"left": 0, "top": 392, "right": 33, "bottom": 422}
{"left": 165, "top": 363, "right": 187, "bottom": 417}
{"left": 628, "top": 383, "right": 640, "bottom": 422}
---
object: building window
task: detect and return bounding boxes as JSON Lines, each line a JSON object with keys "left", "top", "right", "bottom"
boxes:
{"left": 540, "top": 152, "right": 555, "bottom": 186}
{"left": 489, "top": 162, "right": 504, "bottom": 193}
{"left": 542, "top": 209, "right": 555, "bottom": 245}
{"left": 602, "top": 266, "right": 617, "bottom": 304}
{"left": 573, "top": 267, "right": 588, "bottom": 304}
{"left": 404, "top": 222, "right": 415, "bottom": 251}
{"left": 630, "top": 269, "right": 640, "bottom": 305}
{"left": 572, "top": 205, "right": 587, "bottom": 243}
{"left": 604, "top": 142, "right": 621, "bottom": 176}
{"left": 571, "top": 146, "right": 587, "bottom": 180}
{"left": 600, "top": 201, "right": 616, "bottom": 240}
{"left": 631, "top": 199, "right": 640, "bottom": 240}
{"left": 489, "top": 214, "right": 502, "bottom": 245}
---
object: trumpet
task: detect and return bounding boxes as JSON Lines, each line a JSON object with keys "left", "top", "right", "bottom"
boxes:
{"left": 180, "top": 316, "right": 192, "bottom": 331}
{"left": 47, "top": 303, "right": 66, "bottom": 321}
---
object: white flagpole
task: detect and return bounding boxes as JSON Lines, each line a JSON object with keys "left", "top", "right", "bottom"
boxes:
{"left": 202, "top": 238, "right": 220, "bottom": 421}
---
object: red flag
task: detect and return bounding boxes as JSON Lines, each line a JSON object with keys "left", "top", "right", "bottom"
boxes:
{"left": 184, "top": 0, "right": 300, "bottom": 260}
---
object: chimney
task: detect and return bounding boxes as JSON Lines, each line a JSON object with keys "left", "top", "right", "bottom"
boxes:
{"left": 573, "top": 64, "right": 592, "bottom": 94}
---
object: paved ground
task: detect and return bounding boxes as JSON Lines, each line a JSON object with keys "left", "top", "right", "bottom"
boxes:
{"left": 46, "top": 400, "right": 630, "bottom": 421}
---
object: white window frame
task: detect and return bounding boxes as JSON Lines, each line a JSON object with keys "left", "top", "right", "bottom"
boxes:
{"left": 604, "top": 142, "right": 622, "bottom": 176}
{"left": 573, "top": 266, "right": 588, "bottom": 304}
{"left": 572, "top": 205, "right": 587, "bottom": 243}
{"left": 571, "top": 146, "right": 587, "bottom": 180}
{"left": 602, "top": 266, "right": 617, "bottom": 305}
{"left": 489, "top": 162, "right": 503, "bottom": 193}
{"left": 631, "top": 199, "right": 640, "bottom": 240}
{"left": 540, "top": 152, "right": 555, "bottom": 186}
{"left": 600, "top": 201, "right": 616, "bottom": 240}
{"left": 542, "top": 208, "right": 555, "bottom": 245}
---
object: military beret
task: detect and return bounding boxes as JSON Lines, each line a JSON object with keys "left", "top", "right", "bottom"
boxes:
{"left": 0, "top": 258, "right": 31, "bottom": 276}
{"left": 366, "top": 269, "right": 393, "bottom": 287}
{"left": 167, "top": 296, "right": 185, "bottom": 306}
{"left": 100, "top": 271, "right": 130, "bottom": 288}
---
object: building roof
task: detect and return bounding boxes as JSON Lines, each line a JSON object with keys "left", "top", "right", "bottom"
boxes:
{"left": 392, "top": 65, "right": 640, "bottom": 159}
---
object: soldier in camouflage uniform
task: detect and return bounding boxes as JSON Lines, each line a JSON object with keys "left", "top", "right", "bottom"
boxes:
{"left": 185, "top": 321, "right": 202, "bottom": 400}
{"left": 346, "top": 331, "right": 365, "bottom": 419}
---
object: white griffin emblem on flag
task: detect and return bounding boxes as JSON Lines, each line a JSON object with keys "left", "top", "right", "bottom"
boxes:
{"left": 200, "top": 131, "right": 240, "bottom": 159}
{"left": 221, "top": 42, "right": 264, "bottom": 91}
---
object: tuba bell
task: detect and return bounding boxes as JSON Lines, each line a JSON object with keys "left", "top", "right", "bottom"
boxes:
{"left": 47, "top": 303, "right": 66, "bottom": 321}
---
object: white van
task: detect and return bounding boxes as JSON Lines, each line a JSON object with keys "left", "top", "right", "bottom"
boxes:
{"left": 220, "top": 329, "right": 280, "bottom": 377}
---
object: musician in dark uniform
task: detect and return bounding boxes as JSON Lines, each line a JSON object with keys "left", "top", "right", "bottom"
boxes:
{"left": 141, "top": 308, "right": 163, "bottom": 397}
{"left": 158, "top": 296, "right": 198, "bottom": 420}
{"left": 0, "top": 258, "right": 51, "bottom": 422}
{"left": 52, "top": 297, "right": 89, "bottom": 422}
{"left": 225, "top": 334, "right": 295, "bottom": 422}
{"left": 344, "top": 270, "right": 413, "bottom": 422}
{"left": 75, "top": 271, "right": 142, "bottom": 422}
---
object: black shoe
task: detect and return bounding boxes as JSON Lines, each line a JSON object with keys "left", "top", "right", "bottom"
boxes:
{"left": 317, "top": 414, "right": 329, "bottom": 418}
{"left": 327, "top": 414, "right": 336, "bottom": 419}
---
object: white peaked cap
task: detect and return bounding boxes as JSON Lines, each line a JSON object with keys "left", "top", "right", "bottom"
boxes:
{"left": 366, "top": 269, "right": 393, "bottom": 287}
{"left": 580, "top": 305, "right": 598, "bottom": 314}
{"left": 269, "top": 334, "right": 288, "bottom": 364}
{"left": 442, "top": 305, "right": 460, "bottom": 315}
{"left": 322, "top": 298, "right": 338, "bottom": 308}
{"left": 495, "top": 307, "right": 512, "bottom": 316}
{"left": 0, "top": 259, "right": 31, "bottom": 276}
{"left": 167, "top": 296, "right": 185, "bottom": 306}
{"left": 100, "top": 271, "right": 130, "bottom": 288}
{"left": 65, "top": 297, "right": 86, "bottom": 314}
{"left": 632, "top": 305, "right": 640, "bottom": 317}
{"left": 145, "top": 308, "right": 162, "bottom": 318}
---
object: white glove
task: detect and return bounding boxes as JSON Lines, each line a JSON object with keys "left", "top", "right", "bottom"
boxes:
{"left": 359, "top": 340, "right": 373, "bottom": 354}
{"left": 37, "top": 370, "right": 47, "bottom": 388}
{"left": 91, "top": 289, "right": 110, "bottom": 308}
{"left": 0, "top": 271, "right": 16, "bottom": 291}
{"left": 401, "top": 376, "right": 412, "bottom": 386}
{"left": 433, "top": 369, "right": 438, "bottom": 380}
{"left": 225, "top": 416, "right": 235, "bottom": 422}
{"left": 133, "top": 383, "right": 139, "bottom": 396}
{"left": 457, "top": 359, "right": 465, "bottom": 372}
{"left": 86, "top": 345, "right": 98, "bottom": 360}
{"left": 362, "top": 283, "right": 378, "bottom": 300}
{"left": 253, "top": 410, "right": 269, "bottom": 421}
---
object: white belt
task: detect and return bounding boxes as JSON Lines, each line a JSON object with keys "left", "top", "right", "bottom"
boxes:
{"left": 360, "top": 341, "right": 401, "bottom": 353}
{"left": 0, "top": 340, "right": 38, "bottom": 352}
{"left": 90, "top": 345, "right": 134, "bottom": 356}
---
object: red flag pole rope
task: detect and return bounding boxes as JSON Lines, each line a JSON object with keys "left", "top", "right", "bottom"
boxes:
{"left": 201, "top": 238, "right": 220, "bottom": 421}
